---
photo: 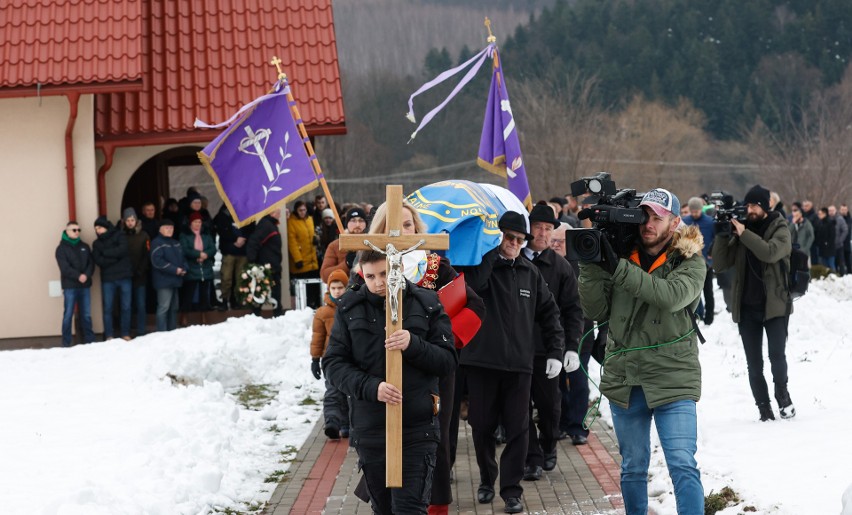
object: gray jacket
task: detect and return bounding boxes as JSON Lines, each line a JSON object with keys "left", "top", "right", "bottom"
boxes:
{"left": 834, "top": 215, "right": 848, "bottom": 249}
{"left": 788, "top": 218, "right": 814, "bottom": 257}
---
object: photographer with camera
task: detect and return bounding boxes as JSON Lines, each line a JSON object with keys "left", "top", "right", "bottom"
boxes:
{"left": 578, "top": 187, "right": 706, "bottom": 515}
{"left": 712, "top": 185, "right": 795, "bottom": 422}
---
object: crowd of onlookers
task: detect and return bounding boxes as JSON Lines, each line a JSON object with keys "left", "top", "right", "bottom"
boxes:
{"left": 54, "top": 187, "right": 375, "bottom": 346}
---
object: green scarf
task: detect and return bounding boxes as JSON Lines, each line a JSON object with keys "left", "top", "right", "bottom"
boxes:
{"left": 62, "top": 231, "right": 81, "bottom": 246}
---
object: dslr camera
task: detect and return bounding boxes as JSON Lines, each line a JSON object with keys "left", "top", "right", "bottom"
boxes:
{"left": 565, "top": 172, "right": 648, "bottom": 262}
{"left": 708, "top": 192, "right": 747, "bottom": 236}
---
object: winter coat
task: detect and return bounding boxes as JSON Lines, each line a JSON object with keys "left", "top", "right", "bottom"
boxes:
{"left": 788, "top": 218, "right": 814, "bottom": 258}
{"left": 834, "top": 215, "right": 848, "bottom": 250}
{"left": 179, "top": 232, "right": 217, "bottom": 281}
{"left": 310, "top": 293, "right": 337, "bottom": 359}
{"left": 55, "top": 234, "right": 94, "bottom": 289}
{"left": 682, "top": 213, "right": 715, "bottom": 263}
{"left": 458, "top": 247, "right": 565, "bottom": 374}
{"left": 320, "top": 238, "right": 349, "bottom": 283}
{"left": 140, "top": 216, "right": 160, "bottom": 241}
{"left": 246, "top": 216, "right": 282, "bottom": 272}
{"left": 316, "top": 222, "right": 340, "bottom": 263}
{"left": 580, "top": 225, "right": 706, "bottom": 409}
{"left": 713, "top": 212, "right": 792, "bottom": 322}
{"left": 214, "top": 206, "right": 252, "bottom": 256}
{"left": 527, "top": 248, "right": 583, "bottom": 355}
{"left": 322, "top": 282, "right": 457, "bottom": 447}
{"left": 150, "top": 235, "right": 188, "bottom": 289}
{"left": 124, "top": 226, "right": 150, "bottom": 287}
{"left": 92, "top": 223, "right": 133, "bottom": 283}
{"left": 287, "top": 215, "right": 319, "bottom": 274}
{"left": 812, "top": 217, "right": 836, "bottom": 258}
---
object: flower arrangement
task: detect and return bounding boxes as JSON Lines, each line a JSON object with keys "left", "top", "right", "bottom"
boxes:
{"left": 237, "top": 263, "right": 277, "bottom": 308}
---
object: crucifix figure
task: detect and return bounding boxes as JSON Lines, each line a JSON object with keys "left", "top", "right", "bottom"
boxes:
{"left": 339, "top": 185, "right": 450, "bottom": 488}
{"left": 238, "top": 125, "right": 275, "bottom": 182}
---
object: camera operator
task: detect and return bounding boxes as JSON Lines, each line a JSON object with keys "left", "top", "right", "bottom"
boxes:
{"left": 712, "top": 185, "right": 795, "bottom": 422}
{"left": 579, "top": 188, "right": 706, "bottom": 515}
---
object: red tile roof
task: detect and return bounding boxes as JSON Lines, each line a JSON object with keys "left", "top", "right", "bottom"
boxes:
{"left": 0, "top": 0, "right": 144, "bottom": 94}
{"left": 96, "top": 0, "right": 346, "bottom": 143}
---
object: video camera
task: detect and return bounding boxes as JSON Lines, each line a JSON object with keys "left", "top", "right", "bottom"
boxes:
{"left": 565, "top": 172, "right": 648, "bottom": 262}
{"left": 708, "top": 191, "right": 747, "bottom": 236}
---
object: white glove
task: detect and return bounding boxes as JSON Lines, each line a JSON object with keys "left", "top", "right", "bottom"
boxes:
{"left": 563, "top": 351, "right": 580, "bottom": 373}
{"left": 545, "top": 358, "right": 562, "bottom": 379}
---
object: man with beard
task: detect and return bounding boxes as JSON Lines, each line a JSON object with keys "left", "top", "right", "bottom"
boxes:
{"left": 713, "top": 185, "right": 795, "bottom": 422}
{"left": 579, "top": 188, "right": 706, "bottom": 515}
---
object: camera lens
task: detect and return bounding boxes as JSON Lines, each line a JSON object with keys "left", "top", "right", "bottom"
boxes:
{"left": 574, "top": 232, "right": 600, "bottom": 261}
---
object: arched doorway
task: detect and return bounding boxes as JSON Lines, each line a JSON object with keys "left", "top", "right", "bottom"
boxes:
{"left": 120, "top": 146, "right": 222, "bottom": 218}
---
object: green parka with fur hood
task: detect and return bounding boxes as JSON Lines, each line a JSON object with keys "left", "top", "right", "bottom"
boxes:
{"left": 579, "top": 225, "right": 706, "bottom": 409}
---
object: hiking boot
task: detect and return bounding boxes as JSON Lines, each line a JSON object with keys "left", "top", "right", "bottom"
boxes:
{"left": 758, "top": 404, "right": 775, "bottom": 421}
{"left": 703, "top": 312, "right": 714, "bottom": 325}
{"left": 324, "top": 424, "right": 340, "bottom": 439}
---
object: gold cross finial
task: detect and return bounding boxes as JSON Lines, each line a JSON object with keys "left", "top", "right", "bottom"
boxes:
{"left": 484, "top": 17, "right": 496, "bottom": 43}
{"left": 270, "top": 56, "right": 286, "bottom": 80}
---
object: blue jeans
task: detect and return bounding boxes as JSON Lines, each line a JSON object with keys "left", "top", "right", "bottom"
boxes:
{"left": 62, "top": 288, "right": 95, "bottom": 347}
{"left": 102, "top": 278, "right": 132, "bottom": 338}
{"left": 610, "top": 387, "right": 703, "bottom": 515}
{"left": 133, "top": 285, "right": 147, "bottom": 336}
{"left": 819, "top": 255, "right": 836, "bottom": 271}
{"left": 156, "top": 288, "right": 180, "bottom": 332}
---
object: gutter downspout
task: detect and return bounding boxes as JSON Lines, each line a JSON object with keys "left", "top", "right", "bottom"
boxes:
{"left": 97, "top": 143, "right": 116, "bottom": 216}
{"left": 64, "top": 92, "right": 80, "bottom": 221}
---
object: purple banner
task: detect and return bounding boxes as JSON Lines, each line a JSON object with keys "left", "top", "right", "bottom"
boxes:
{"left": 476, "top": 52, "right": 532, "bottom": 210}
{"left": 197, "top": 80, "right": 318, "bottom": 226}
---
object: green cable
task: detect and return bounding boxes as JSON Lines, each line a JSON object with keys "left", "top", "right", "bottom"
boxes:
{"left": 574, "top": 321, "right": 696, "bottom": 430}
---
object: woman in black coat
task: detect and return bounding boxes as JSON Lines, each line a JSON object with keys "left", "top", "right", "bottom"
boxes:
{"left": 814, "top": 207, "right": 837, "bottom": 270}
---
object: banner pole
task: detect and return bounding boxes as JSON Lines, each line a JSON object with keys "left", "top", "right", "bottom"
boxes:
{"left": 270, "top": 58, "right": 345, "bottom": 234}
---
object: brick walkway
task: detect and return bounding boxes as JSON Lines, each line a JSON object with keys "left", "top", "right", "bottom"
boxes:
{"left": 264, "top": 417, "right": 626, "bottom": 515}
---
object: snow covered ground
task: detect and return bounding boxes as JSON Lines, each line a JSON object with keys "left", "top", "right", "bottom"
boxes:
{"left": 588, "top": 275, "right": 852, "bottom": 515}
{"left": 0, "top": 277, "right": 850, "bottom": 514}
{"left": 0, "top": 310, "right": 324, "bottom": 515}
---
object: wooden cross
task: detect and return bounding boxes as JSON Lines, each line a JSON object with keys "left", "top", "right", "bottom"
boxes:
{"left": 338, "top": 185, "right": 449, "bottom": 487}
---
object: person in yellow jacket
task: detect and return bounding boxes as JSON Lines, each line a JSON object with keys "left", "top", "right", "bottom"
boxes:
{"left": 287, "top": 200, "right": 319, "bottom": 276}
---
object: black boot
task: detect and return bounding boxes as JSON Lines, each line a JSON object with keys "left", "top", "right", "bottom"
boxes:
{"left": 758, "top": 403, "right": 775, "bottom": 422}
{"left": 775, "top": 385, "right": 796, "bottom": 419}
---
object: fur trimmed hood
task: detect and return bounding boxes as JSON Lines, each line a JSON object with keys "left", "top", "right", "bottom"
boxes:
{"left": 671, "top": 224, "right": 704, "bottom": 259}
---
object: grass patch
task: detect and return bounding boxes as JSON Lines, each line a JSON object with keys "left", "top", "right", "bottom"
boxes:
{"left": 705, "top": 486, "right": 740, "bottom": 514}
{"left": 279, "top": 445, "right": 299, "bottom": 463}
{"left": 299, "top": 396, "right": 318, "bottom": 406}
{"left": 268, "top": 424, "right": 283, "bottom": 434}
{"left": 210, "top": 501, "right": 265, "bottom": 514}
{"left": 233, "top": 384, "right": 276, "bottom": 410}
{"left": 264, "top": 469, "right": 288, "bottom": 483}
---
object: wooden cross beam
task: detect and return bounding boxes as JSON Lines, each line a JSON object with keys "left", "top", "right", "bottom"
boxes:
{"left": 338, "top": 185, "right": 449, "bottom": 488}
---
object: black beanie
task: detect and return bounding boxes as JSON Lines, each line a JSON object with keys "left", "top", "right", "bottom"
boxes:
{"left": 94, "top": 216, "right": 111, "bottom": 229}
{"left": 744, "top": 185, "right": 770, "bottom": 213}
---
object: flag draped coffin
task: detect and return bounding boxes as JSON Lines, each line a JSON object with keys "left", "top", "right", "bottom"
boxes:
{"left": 406, "top": 180, "right": 528, "bottom": 266}
{"left": 197, "top": 81, "right": 317, "bottom": 226}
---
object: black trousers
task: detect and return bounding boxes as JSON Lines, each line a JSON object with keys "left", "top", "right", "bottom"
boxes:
{"left": 465, "top": 365, "right": 531, "bottom": 500}
{"left": 357, "top": 440, "right": 437, "bottom": 515}
{"left": 527, "top": 356, "right": 560, "bottom": 467}
{"left": 449, "top": 351, "right": 466, "bottom": 466}
{"left": 702, "top": 264, "right": 715, "bottom": 319}
{"left": 431, "top": 371, "right": 455, "bottom": 505}
{"left": 738, "top": 308, "right": 789, "bottom": 406}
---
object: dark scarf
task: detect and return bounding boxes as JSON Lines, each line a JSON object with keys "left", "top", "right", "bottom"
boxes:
{"left": 742, "top": 212, "right": 775, "bottom": 309}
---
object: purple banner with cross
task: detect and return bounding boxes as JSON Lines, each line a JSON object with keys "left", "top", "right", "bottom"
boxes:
{"left": 196, "top": 80, "right": 318, "bottom": 226}
{"left": 476, "top": 50, "right": 532, "bottom": 211}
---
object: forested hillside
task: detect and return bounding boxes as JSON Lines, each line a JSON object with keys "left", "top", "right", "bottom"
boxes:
{"left": 318, "top": 0, "right": 852, "bottom": 206}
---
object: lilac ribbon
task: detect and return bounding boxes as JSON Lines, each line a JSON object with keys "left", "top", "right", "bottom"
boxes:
{"left": 194, "top": 80, "right": 291, "bottom": 129}
{"left": 406, "top": 43, "right": 494, "bottom": 142}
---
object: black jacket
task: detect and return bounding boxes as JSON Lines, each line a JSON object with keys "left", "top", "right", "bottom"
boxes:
{"left": 322, "top": 282, "right": 457, "bottom": 447}
{"left": 150, "top": 235, "right": 188, "bottom": 289}
{"left": 527, "top": 248, "right": 583, "bottom": 355}
{"left": 814, "top": 217, "right": 836, "bottom": 258}
{"left": 124, "top": 226, "right": 149, "bottom": 287}
{"left": 55, "top": 236, "right": 94, "bottom": 289}
{"left": 459, "top": 247, "right": 565, "bottom": 373}
{"left": 246, "top": 215, "right": 282, "bottom": 272}
{"left": 92, "top": 223, "right": 133, "bottom": 282}
{"left": 214, "top": 205, "right": 253, "bottom": 256}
